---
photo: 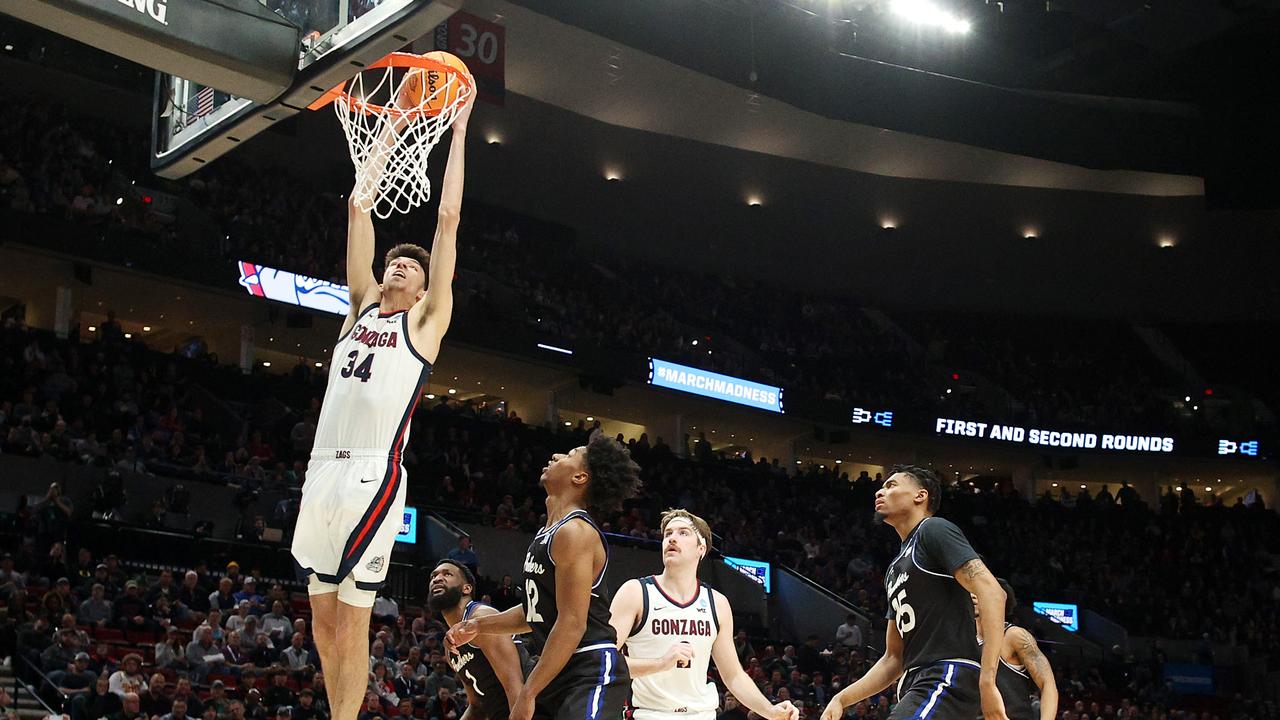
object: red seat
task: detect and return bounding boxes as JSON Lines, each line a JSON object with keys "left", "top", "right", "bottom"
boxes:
{"left": 96, "top": 627, "right": 125, "bottom": 642}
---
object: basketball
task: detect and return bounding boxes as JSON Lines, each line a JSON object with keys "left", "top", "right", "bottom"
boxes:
{"left": 399, "top": 51, "right": 471, "bottom": 114}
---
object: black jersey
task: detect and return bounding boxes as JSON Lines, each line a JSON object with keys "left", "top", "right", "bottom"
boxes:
{"left": 883, "top": 517, "right": 982, "bottom": 670}
{"left": 995, "top": 626, "right": 1036, "bottom": 720}
{"left": 521, "top": 509, "right": 618, "bottom": 653}
{"left": 450, "top": 601, "right": 512, "bottom": 720}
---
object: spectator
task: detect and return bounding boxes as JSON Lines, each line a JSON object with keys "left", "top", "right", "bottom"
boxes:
{"left": 107, "top": 692, "right": 143, "bottom": 720}
{"left": 291, "top": 690, "right": 322, "bottom": 720}
{"left": 424, "top": 688, "right": 459, "bottom": 720}
{"left": 156, "top": 626, "right": 189, "bottom": 672}
{"left": 233, "top": 578, "right": 265, "bottom": 614}
{"left": 40, "top": 627, "right": 81, "bottom": 687}
{"left": 173, "top": 679, "right": 204, "bottom": 719}
{"left": 223, "top": 630, "right": 252, "bottom": 671}
{"left": 77, "top": 584, "right": 113, "bottom": 628}
{"left": 209, "top": 578, "right": 237, "bottom": 613}
{"left": 371, "top": 595, "right": 398, "bottom": 626}
{"left": 185, "top": 626, "right": 224, "bottom": 682}
{"left": 205, "top": 681, "right": 231, "bottom": 719}
{"left": 107, "top": 654, "right": 147, "bottom": 698}
{"left": 420, "top": 661, "right": 456, "bottom": 700}
{"left": 139, "top": 674, "right": 172, "bottom": 718}
{"left": 53, "top": 652, "right": 97, "bottom": 695}
{"left": 177, "top": 571, "right": 209, "bottom": 617}
{"left": 835, "top": 614, "right": 863, "bottom": 651}
{"left": 70, "top": 674, "right": 121, "bottom": 720}
{"left": 162, "top": 699, "right": 198, "bottom": 720}
{"left": 111, "top": 582, "right": 150, "bottom": 632}
{"left": 444, "top": 537, "right": 477, "bottom": 577}
{"left": 261, "top": 601, "right": 292, "bottom": 642}
{"left": 489, "top": 575, "right": 521, "bottom": 611}
{"left": 717, "top": 695, "right": 748, "bottom": 720}
{"left": 281, "top": 632, "right": 314, "bottom": 679}
{"left": 392, "top": 663, "right": 424, "bottom": 707}
{"left": 356, "top": 692, "right": 386, "bottom": 720}
{"left": 263, "top": 672, "right": 297, "bottom": 714}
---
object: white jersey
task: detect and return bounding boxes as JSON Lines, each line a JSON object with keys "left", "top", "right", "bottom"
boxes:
{"left": 313, "top": 303, "right": 432, "bottom": 453}
{"left": 626, "top": 576, "right": 720, "bottom": 716}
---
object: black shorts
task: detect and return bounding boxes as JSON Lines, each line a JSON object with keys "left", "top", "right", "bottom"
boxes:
{"left": 535, "top": 646, "right": 630, "bottom": 720}
{"left": 890, "top": 661, "right": 981, "bottom": 720}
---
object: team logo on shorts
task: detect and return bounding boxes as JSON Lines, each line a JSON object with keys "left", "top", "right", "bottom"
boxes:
{"left": 366, "top": 556, "right": 385, "bottom": 572}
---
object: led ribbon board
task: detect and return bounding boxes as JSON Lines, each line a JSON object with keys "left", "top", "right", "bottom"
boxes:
{"left": 648, "top": 358, "right": 784, "bottom": 413}
{"left": 1032, "top": 601, "right": 1079, "bottom": 632}
{"left": 396, "top": 507, "right": 418, "bottom": 544}
{"left": 723, "top": 556, "right": 771, "bottom": 593}
{"left": 238, "top": 261, "right": 350, "bottom": 316}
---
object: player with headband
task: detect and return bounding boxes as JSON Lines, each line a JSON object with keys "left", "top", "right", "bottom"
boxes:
{"left": 608, "top": 509, "right": 798, "bottom": 720}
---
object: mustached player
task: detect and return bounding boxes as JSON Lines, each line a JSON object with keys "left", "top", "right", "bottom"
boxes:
{"left": 973, "top": 580, "right": 1058, "bottom": 720}
{"left": 609, "top": 509, "right": 798, "bottom": 720}
{"left": 428, "top": 560, "right": 525, "bottom": 720}
{"left": 446, "top": 436, "right": 643, "bottom": 720}
{"left": 822, "top": 465, "right": 1009, "bottom": 720}
{"left": 290, "top": 89, "right": 473, "bottom": 720}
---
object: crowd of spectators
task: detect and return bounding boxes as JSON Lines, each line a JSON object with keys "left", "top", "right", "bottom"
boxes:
{"left": 4, "top": 323, "right": 1280, "bottom": 717}
{"left": 0, "top": 98, "right": 1267, "bottom": 440}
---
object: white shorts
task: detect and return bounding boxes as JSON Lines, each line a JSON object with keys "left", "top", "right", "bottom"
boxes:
{"left": 291, "top": 450, "right": 406, "bottom": 596}
{"left": 630, "top": 710, "right": 716, "bottom": 720}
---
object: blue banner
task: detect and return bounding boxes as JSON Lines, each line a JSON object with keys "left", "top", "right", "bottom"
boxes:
{"left": 723, "top": 556, "right": 771, "bottom": 593}
{"left": 1164, "top": 663, "right": 1213, "bottom": 695}
{"left": 1032, "top": 601, "right": 1079, "bottom": 632}
{"left": 396, "top": 507, "right": 418, "bottom": 544}
{"left": 649, "top": 358, "right": 784, "bottom": 413}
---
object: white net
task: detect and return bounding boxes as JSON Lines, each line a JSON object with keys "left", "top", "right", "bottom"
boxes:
{"left": 332, "top": 55, "right": 473, "bottom": 219}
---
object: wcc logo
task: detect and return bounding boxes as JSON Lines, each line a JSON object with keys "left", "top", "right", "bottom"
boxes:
{"left": 119, "top": 0, "right": 168, "bottom": 25}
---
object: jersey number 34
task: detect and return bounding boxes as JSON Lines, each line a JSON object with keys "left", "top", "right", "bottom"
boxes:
{"left": 340, "top": 351, "right": 375, "bottom": 382}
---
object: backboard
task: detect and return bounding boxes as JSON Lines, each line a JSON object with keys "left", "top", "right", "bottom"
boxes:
{"left": 152, "top": 0, "right": 461, "bottom": 178}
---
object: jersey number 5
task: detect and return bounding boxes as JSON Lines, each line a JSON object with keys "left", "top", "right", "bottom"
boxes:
{"left": 340, "top": 351, "right": 375, "bottom": 382}
{"left": 891, "top": 589, "right": 916, "bottom": 635}
{"left": 524, "top": 579, "right": 544, "bottom": 623}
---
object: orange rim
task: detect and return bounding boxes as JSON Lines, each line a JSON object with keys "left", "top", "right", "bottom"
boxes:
{"left": 306, "top": 52, "right": 474, "bottom": 117}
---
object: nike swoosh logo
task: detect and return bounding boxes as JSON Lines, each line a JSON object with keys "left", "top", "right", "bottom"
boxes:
{"left": 360, "top": 478, "right": 380, "bottom": 484}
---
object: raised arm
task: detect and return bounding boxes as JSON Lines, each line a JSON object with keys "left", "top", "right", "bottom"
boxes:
{"left": 445, "top": 605, "right": 530, "bottom": 653}
{"left": 955, "top": 559, "right": 1009, "bottom": 720}
{"left": 1008, "top": 627, "right": 1058, "bottom": 720}
{"left": 411, "top": 92, "right": 473, "bottom": 359}
{"left": 468, "top": 605, "right": 526, "bottom": 710}
{"left": 709, "top": 591, "right": 797, "bottom": 720}
{"left": 343, "top": 198, "right": 380, "bottom": 336}
{"left": 822, "top": 622, "right": 904, "bottom": 720}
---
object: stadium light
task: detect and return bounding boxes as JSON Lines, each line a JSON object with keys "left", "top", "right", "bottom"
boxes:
{"left": 891, "top": 0, "right": 971, "bottom": 34}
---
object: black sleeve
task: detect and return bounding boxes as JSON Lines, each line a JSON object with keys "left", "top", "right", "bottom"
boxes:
{"left": 918, "top": 518, "right": 979, "bottom": 575}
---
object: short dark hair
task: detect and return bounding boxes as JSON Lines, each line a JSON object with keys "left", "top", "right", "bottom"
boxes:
{"left": 997, "top": 578, "right": 1018, "bottom": 621}
{"left": 584, "top": 434, "right": 643, "bottom": 515}
{"left": 890, "top": 464, "right": 942, "bottom": 514}
{"left": 385, "top": 243, "right": 430, "bottom": 276}
{"left": 432, "top": 558, "right": 475, "bottom": 587}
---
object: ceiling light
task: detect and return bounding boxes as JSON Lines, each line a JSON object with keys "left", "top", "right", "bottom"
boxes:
{"left": 1158, "top": 236, "right": 1177, "bottom": 248}
{"left": 586, "top": 416, "right": 594, "bottom": 422}
{"left": 262, "top": 361, "right": 271, "bottom": 367}
{"left": 142, "top": 326, "right": 151, "bottom": 332}
{"left": 448, "top": 388, "right": 457, "bottom": 395}
{"left": 486, "top": 134, "right": 502, "bottom": 145}
{"left": 891, "top": 0, "right": 971, "bottom": 34}
{"left": 881, "top": 219, "right": 897, "bottom": 230}
{"left": 115, "top": 198, "right": 123, "bottom": 206}
{"left": 603, "top": 169, "right": 623, "bottom": 182}
{"left": 746, "top": 195, "right": 763, "bottom": 207}
{"left": 426, "top": 394, "right": 436, "bottom": 400}
{"left": 314, "top": 362, "right": 323, "bottom": 368}
{"left": 123, "top": 333, "right": 132, "bottom": 339}
{"left": 88, "top": 326, "right": 97, "bottom": 332}
{"left": 1023, "top": 228, "right": 1038, "bottom": 240}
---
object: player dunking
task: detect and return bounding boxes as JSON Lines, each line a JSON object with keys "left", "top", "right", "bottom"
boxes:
{"left": 822, "top": 466, "right": 1009, "bottom": 720}
{"left": 428, "top": 559, "right": 526, "bottom": 720}
{"left": 973, "top": 580, "right": 1058, "bottom": 720}
{"left": 608, "top": 509, "right": 798, "bottom": 720}
{"left": 290, "top": 90, "right": 473, "bottom": 720}
{"left": 446, "top": 436, "right": 643, "bottom": 720}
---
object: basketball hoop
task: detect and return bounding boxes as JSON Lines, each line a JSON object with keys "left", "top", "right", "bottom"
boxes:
{"left": 310, "top": 52, "right": 474, "bottom": 219}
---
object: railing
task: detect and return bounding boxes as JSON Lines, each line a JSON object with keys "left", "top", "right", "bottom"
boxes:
{"left": 14, "top": 653, "right": 68, "bottom": 717}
